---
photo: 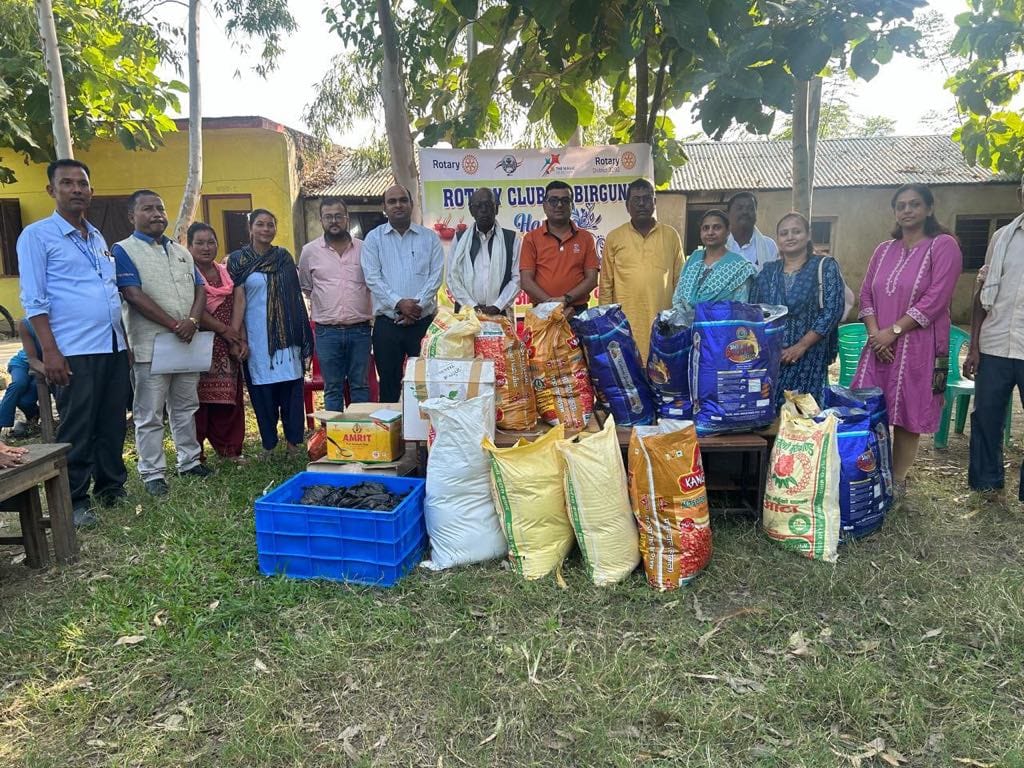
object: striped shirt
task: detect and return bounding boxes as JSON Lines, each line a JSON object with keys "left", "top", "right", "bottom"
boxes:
{"left": 360, "top": 222, "right": 444, "bottom": 319}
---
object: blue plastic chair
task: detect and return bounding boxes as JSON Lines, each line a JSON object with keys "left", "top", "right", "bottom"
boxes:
{"left": 837, "top": 323, "right": 868, "bottom": 386}
{"left": 933, "top": 326, "right": 1012, "bottom": 448}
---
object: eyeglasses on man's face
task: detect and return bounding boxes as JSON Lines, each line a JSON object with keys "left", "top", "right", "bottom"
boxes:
{"left": 545, "top": 195, "right": 572, "bottom": 208}
{"left": 321, "top": 213, "right": 348, "bottom": 222}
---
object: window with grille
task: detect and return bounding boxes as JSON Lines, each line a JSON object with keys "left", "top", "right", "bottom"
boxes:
{"left": 955, "top": 216, "right": 1014, "bottom": 271}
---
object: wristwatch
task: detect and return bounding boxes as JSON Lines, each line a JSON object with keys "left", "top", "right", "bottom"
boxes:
{"left": 564, "top": 293, "right": 573, "bottom": 306}
{"left": 891, "top": 323, "right": 902, "bottom": 336}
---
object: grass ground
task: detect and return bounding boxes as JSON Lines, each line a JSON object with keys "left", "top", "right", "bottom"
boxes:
{"left": 2, "top": 413, "right": 1024, "bottom": 768}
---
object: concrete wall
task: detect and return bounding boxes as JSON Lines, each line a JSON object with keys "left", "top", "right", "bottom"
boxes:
{"left": 672, "top": 184, "right": 1021, "bottom": 323}
{"left": 0, "top": 125, "right": 301, "bottom": 318}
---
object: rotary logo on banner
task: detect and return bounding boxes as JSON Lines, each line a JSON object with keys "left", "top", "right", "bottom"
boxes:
{"left": 420, "top": 144, "right": 654, "bottom": 315}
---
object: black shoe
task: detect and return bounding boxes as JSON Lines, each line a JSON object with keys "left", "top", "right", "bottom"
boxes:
{"left": 95, "top": 489, "right": 127, "bottom": 508}
{"left": 144, "top": 478, "right": 170, "bottom": 497}
{"left": 72, "top": 505, "right": 98, "bottom": 528}
{"left": 179, "top": 464, "right": 215, "bottom": 479}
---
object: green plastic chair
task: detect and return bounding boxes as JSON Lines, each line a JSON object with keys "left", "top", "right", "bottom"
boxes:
{"left": 837, "top": 323, "right": 868, "bottom": 386}
{"left": 933, "top": 326, "right": 1012, "bottom": 449}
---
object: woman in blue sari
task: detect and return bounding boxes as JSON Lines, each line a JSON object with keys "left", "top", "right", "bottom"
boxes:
{"left": 751, "top": 212, "right": 845, "bottom": 407}
{"left": 672, "top": 209, "right": 757, "bottom": 314}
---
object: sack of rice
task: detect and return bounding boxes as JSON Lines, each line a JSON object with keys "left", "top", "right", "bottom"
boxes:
{"left": 420, "top": 306, "right": 480, "bottom": 358}
{"left": 474, "top": 316, "right": 537, "bottom": 430}
{"left": 523, "top": 302, "right": 594, "bottom": 429}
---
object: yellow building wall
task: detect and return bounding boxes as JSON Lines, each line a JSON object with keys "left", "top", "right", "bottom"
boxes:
{"left": 0, "top": 125, "right": 300, "bottom": 319}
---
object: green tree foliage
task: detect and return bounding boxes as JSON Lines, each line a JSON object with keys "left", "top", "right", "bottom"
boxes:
{"left": 0, "top": 0, "right": 186, "bottom": 183}
{"left": 947, "top": 0, "right": 1024, "bottom": 176}
{"left": 312, "top": 0, "right": 921, "bottom": 185}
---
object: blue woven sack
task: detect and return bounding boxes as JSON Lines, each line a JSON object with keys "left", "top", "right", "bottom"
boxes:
{"left": 647, "top": 308, "right": 692, "bottom": 420}
{"left": 689, "top": 302, "right": 787, "bottom": 435}
{"left": 571, "top": 304, "right": 655, "bottom": 426}
{"left": 819, "top": 406, "right": 889, "bottom": 540}
{"left": 823, "top": 385, "right": 893, "bottom": 504}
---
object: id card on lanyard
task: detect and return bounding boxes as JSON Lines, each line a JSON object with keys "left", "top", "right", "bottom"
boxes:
{"left": 68, "top": 229, "right": 109, "bottom": 277}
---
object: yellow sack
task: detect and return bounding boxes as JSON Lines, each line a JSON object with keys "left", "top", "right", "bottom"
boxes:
{"left": 556, "top": 416, "right": 640, "bottom": 585}
{"left": 483, "top": 426, "right": 574, "bottom": 580}
{"left": 763, "top": 406, "right": 840, "bottom": 562}
{"left": 782, "top": 390, "right": 821, "bottom": 417}
{"left": 475, "top": 316, "right": 538, "bottom": 430}
{"left": 628, "top": 420, "right": 712, "bottom": 590}
{"left": 524, "top": 302, "right": 594, "bottom": 430}
{"left": 421, "top": 307, "right": 480, "bottom": 358}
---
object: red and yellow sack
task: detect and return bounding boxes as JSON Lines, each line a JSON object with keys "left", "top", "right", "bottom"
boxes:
{"left": 523, "top": 303, "right": 594, "bottom": 430}
{"left": 420, "top": 307, "right": 480, "bottom": 358}
{"left": 627, "top": 420, "right": 712, "bottom": 590}
{"left": 475, "top": 316, "right": 537, "bottom": 430}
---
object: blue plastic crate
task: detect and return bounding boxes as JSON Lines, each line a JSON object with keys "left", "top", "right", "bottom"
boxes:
{"left": 255, "top": 472, "right": 426, "bottom": 587}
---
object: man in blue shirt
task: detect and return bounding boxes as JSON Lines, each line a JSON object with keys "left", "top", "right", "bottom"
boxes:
{"left": 113, "top": 190, "right": 213, "bottom": 497}
{"left": 360, "top": 184, "right": 444, "bottom": 401}
{"left": 18, "top": 159, "right": 131, "bottom": 526}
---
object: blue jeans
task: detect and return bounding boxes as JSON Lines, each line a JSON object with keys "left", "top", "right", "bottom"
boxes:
{"left": 968, "top": 353, "right": 1024, "bottom": 499}
{"left": 314, "top": 323, "right": 371, "bottom": 411}
{"left": 1, "top": 362, "right": 39, "bottom": 428}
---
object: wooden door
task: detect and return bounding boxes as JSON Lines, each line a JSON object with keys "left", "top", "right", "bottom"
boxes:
{"left": 0, "top": 199, "right": 22, "bottom": 276}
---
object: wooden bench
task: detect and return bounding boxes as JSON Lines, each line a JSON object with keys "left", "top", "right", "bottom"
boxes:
{"left": 0, "top": 443, "right": 77, "bottom": 567}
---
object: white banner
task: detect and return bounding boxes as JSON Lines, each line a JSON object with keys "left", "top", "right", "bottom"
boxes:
{"left": 419, "top": 144, "right": 654, "bottom": 312}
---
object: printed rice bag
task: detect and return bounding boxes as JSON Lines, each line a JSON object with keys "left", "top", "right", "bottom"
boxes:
{"left": 763, "top": 402, "right": 840, "bottom": 563}
{"left": 523, "top": 302, "right": 594, "bottom": 430}
{"left": 474, "top": 316, "right": 538, "bottom": 430}
{"left": 570, "top": 305, "right": 655, "bottom": 426}
{"left": 556, "top": 416, "right": 641, "bottom": 586}
{"left": 689, "top": 302, "right": 787, "bottom": 435}
{"left": 421, "top": 394, "right": 507, "bottom": 569}
{"left": 823, "top": 385, "right": 893, "bottom": 503}
{"left": 627, "top": 420, "right": 712, "bottom": 590}
{"left": 483, "top": 426, "right": 574, "bottom": 580}
{"left": 647, "top": 308, "right": 693, "bottom": 420}
{"left": 819, "top": 406, "right": 888, "bottom": 540}
{"left": 420, "top": 306, "right": 480, "bottom": 358}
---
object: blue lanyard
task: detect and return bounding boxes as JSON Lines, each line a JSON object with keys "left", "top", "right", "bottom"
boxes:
{"left": 67, "top": 230, "right": 103, "bottom": 276}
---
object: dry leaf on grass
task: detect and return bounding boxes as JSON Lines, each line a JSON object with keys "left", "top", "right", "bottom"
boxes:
{"left": 479, "top": 716, "right": 503, "bottom": 746}
{"left": 725, "top": 675, "right": 765, "bottom": 695}
{"left": 207, "top": 600, "right": 220, "bottom": 611}
{"left": 921, "top": 628, "right": 944, "bottom": 640}
{"left": 848, "top": 639, "right": 881, "bottom": 654}
{"left": 253, "top": 658, "right": 270, "bottom": 674}
{"left": 152, "top": 611, "right": 167, "bottom": 627}
{"left": 159, "top": 713, "right": 185, "bottom": 731}
{"left": 788, "top": 630, "right": 813, "bottom": 657}
{"left": 953, "top": 759, "right": 996, "bottom": 767}
{"left": 114, "top": 634, "right": 146, "bottom": 646}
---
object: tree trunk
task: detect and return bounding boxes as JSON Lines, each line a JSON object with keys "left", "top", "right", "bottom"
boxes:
{"left": 34, "top": 0, "right": 73, "bottom": 159}
{"left": 377, "top": 0, "right": 420, "bottom": 221}
{"left": 633, "top": 42, "right": 649, "bottom": 144}
{"left": 174, "top": 0, "right": 203, "bottom": 243}
{"left": 792, "top": 80, "right": 810, "bottom": 218}
{"left": 806, "top": 76, "right": 822, "bottom": 219}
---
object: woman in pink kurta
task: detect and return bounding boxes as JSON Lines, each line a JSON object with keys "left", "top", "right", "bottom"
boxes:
{"left": 853, "top": 183, "right": 963, "bottom": 499}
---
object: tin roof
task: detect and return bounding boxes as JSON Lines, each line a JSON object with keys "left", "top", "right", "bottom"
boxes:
{"left": 306, "top": 152, "right": 396, "bottom": 198}
{"left": 670, "top": 135, "right": 1014, "bottom": 192}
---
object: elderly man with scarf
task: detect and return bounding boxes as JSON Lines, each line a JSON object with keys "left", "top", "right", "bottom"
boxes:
{"left": 447, "top": 188, "right": 522, "bottom": 320}
{"left": 964, "top": 176, "right": 1024, "bottom": 502}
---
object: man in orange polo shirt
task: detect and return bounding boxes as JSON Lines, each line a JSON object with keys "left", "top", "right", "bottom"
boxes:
{"left": 520, "top": 180, "right": 599, "bottom": 316}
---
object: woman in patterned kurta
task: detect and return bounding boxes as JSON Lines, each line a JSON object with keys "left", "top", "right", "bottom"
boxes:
{"left": 189, "top": 223, "right": 248, "bottom": 461}
{"left": 672, "top": 209, "right": 757, "bottom": 314}
{"left": 853, "top": 183, "right": 963, "bottom": 497}
{"left": 751, "top": 212, "right": 844, "bottom": 408}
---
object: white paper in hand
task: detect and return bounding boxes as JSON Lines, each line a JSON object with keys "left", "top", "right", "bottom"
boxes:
{"left": 150, "top": 332, "right": 215, "bottom": 374}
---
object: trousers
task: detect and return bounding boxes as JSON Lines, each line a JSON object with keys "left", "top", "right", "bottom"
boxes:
{"left": 968, "top": 352, "right": 1024, "bottom": 499}
{"left": 315, "top": 322, "right": 371, "bottom": 411}
{"left": 372, "top": 314, "right": 433, "bottom": 402}
{"left": 133, "top": 362, "right": 202, "bottom": 482}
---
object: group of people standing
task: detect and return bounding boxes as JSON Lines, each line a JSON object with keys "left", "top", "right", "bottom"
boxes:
{"left": 5, "top": 154, "right": 1022, "bottom": 524}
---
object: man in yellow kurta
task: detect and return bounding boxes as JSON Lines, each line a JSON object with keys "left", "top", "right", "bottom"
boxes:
{"left": 600, "top": 178, "right": 684, "bottom": 361}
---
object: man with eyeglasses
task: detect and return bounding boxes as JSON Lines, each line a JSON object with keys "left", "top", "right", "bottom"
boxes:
{"left": 601, "top": 178, "right": 684, "bottom": 360}
{"left": 447, "top": 187, "right": 521, "bottom": 320}
{"left": 298, "top": 197, "right": 373, "bottom": 411}
{"left": 361, "top": 184, "right": 444, "bottom": 401}
{"left": 520, "top": 180, "right": 598, "bottom": 316}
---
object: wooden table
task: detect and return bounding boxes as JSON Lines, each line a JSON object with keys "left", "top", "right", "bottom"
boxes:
{"left": 0, "top": 443, "right": 76, "bottom": 567}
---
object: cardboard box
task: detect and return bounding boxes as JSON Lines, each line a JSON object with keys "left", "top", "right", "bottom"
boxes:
{"left": 306, "top": 447, "right": 419, "bottom": 477}
{"left": 313, "top": 402, "right": 404, "bottom": 463}
{"left": 402, "top": 357, "right": 496, "bottom": 441}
